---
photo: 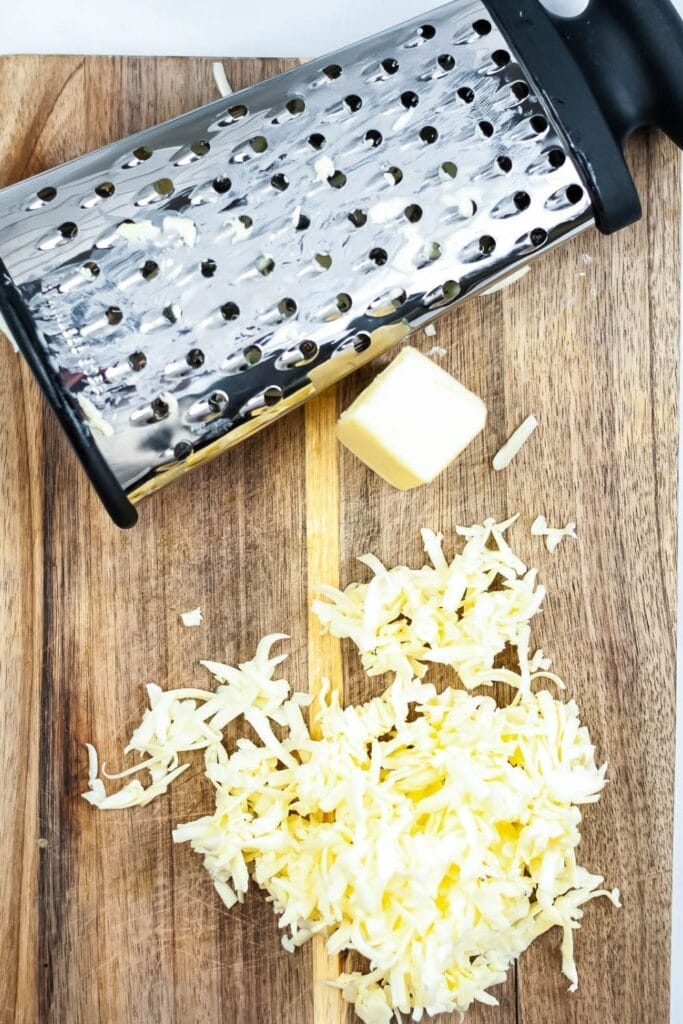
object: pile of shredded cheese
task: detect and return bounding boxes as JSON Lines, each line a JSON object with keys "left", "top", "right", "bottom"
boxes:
{"left": 83, "top": 519, "right": 618, "bottom": 1024}
{"left": 313, "top": 516, "right": 556, "bottom": 691}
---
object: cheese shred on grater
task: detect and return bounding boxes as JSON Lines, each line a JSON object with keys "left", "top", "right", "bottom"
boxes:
{"left": 0, "top": 0, "right": 681, "bottom": 526}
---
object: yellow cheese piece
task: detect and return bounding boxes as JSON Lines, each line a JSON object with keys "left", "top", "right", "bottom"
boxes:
{"left": 336, "top": 346, "right": 486, "bottom": 489}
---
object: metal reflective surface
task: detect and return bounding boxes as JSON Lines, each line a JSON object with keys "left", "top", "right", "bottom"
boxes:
{"left": 0, "top": 0, "right": 592, "bottom": 503}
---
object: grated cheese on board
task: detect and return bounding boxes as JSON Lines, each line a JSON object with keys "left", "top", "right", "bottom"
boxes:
{"left": 492, "top": 415, "right": 538, "bottom": 471}
{"left": 82, "top": 521, "right": 618, "bottom": 1024}
{"left": 313, "top": 516, "right": 557, "bottom": 692}
{"left": 179, "top": 607, "right": 203, "bottom": 627}
{"left": 531, "top": 515, "right": 578, "bottom": 553}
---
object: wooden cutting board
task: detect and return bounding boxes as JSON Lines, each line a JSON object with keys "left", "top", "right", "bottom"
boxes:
{"left": 0, "top": 54, "right": 678, "bottom": 1024}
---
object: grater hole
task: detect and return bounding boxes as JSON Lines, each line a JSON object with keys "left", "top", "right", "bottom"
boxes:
{"left": 59, "top": 222, "right": 78, "bottom": 240}
{"left": 95, "top": 181, "right": 115, "bottom": 199}
{"left": 457, "top": 86, "right": 475, "bottom": 104}
{"left": 472, "top": 18, "right": 492, "bottom": 35}
{"left": 151, "top": 397, "right": 170, "bottom": 421}
{"left": 382, "top": 58, "right": 400, "bottom": 75}
{"left": 354, "top": 332, "right": 372, "bottom": 353}
{"left": 192, "top": 140, "right": 211, "bottom": 156}
{"left": 511, "top": 81, "right": 530, "bottom": 101}
{"left": 106, "top": 305, "right": 123, "bottom": 325}
{"left": 279, "top": 298, "right": 298, "bottom": 318}
{"left": 249, "top": 136, "right": 269, "bottom": 154}
{"left": 141, "top": 259, "right": 160, "bottom": 281}
{"left": 174, "top": 441, "right": 193, "bottom": 460}
{"left": 129, "top": 351, "right": 146, "bottom": 371}
{"left": 401, "top": 90, "right": 419, "bottom": 109}
{"left": 420, "top": 24, "right": 436, "bottom": 39}
{"left": 437, "top": 53, "right": 455, "bottom": 71}
{"left": 315, "top": 252, "right": 333, "bottom": 270}
{"left": 328, "top": 171, "right": 347, "bottom": 189}
{"left": 478, "top": 120, "right": 495, "bottom": 138}
{"left": 349, "top": 209, "right": 368, "bottom": 228}
{"left": 300, "top": 340, "right": 319, "bottom": 361}
{"left": 425, "top": 242, "right": 442, "bottom": 261}
{"left": 344, "top": 94, "right": 363, "bottom": 113}
{"left": 239, "top": 215, "right": 253, "bottom": 231}
{"left": 323, "top": 64, "right": 343, "bottom": 80}
{"left": 221, "top": 302, "right": 240, "bottom": 321}
{"left": 82, "top": 261, "right": 100, "bottom": 278}
{"left": 548, "top": 149, "right": 566, "bottom": 168}
{"left": 257, "top": 256, "right": 276, "bottom": 276}
{"left": 186, "top": 348, "right": 205, "bottom": 368}
{"left": 209, "top": 390, "right": 229, "bottom": 411}
{"left": 497, "top": 155, "right": 513, "bottom": 173}
{"left": 391, "top": 288, "right": 407, "bottom": 308}
{"left": 212, "top": 176, "right": 232, "bottom": 194}
{"left": 294, "top": 212, "right": 311, "bottom": 231}
{"left": 271, "top": 173, "right": 290, "bottom": 192}
{"left": 163, "top": 304, "right": 181, "bottom": 324}
{"left": 309, "top": 133, "right": 326, "bottom": 150}
{"left": 479, "top": 235, "right": 496, "bottom": 255}
{"left": 37, "top": 186, "right": 57, "bottom": 203}
{"left": 369, "top": 247, "right": 388, "bottom": 266}
{"left": 219, "top": 104, "right": 248, "bottom": 125}
{"left": 153, "top": 177, "right": 174, "bottom": 197}
{"left": 286, "top": 97, "right": 306, "bottom": 116}
{"left": 440, "top": 161, "right": 458, "bottom": 180}
{"left": 405, "top": 204, "right": 423, "bottom": 223}
{"left": 492, "top": 49, "right": 511, "bottom": 67}
{"left": 365, "top": 129, "right": 383, "bottom": 148}
{"left": 514, "top": 191, "right": 531, "bottom": 211}
{"left": 244, "top": 345, "right": 262, "bottom": 366}
{"left": 420, "top": 126, "right": 439, "bottom": 144}
{"left": 132, "top": 145, "right": 153, "bottom": 162}
{"left": 530, "top": 228, "right": 548, "bottom": 246}
{"left": 530, "top": 115, "right": 549, "bottom": 135}
{"left": 336, "top": 292, "right": 353, "bottom": 313}
{"left": 385, "top": 166, "right": 404, "bottom": 186}
{"left": 442, "top": 280, "right": 460, "bottom": 301}
{"left": 566, "top": 184, "right": 584, "bottom": 204}
{"left": 263, "top": 386, "right": 283, "bottom": 408}
{"left": 201, "top": 259, "right": 217, "bottom": 277}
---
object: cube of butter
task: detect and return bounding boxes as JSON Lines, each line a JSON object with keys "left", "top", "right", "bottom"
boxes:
{"left": 336, "top": 346, "right": 486, "bottom": 489}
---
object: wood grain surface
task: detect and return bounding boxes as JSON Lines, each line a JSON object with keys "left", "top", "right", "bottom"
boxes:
{"left": 0, "top": 55, "right": 678, "bottom": 1024}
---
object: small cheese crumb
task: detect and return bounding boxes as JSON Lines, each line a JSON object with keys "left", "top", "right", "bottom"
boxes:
{"left": 531, "top": 515, "right": 578, "bottom": 553}
{"left": 117, "top": 221, "right": 161, "bottom": 243}
{"left": 314, "top": 156, "right": 335, "bottom": 182}
{"left": 336, "top": 347, "right": 486, "bottom": 490}
{"left": 481, "top": 265, "right": 531, "bottom": 296}
{"left": 77, "top": 395, "right": 114, "bottom": 438}
{"left": 493, "top": 414, "right": 538, "bottom": 470}
{"left": 426, "top": 345, "right": 447, "bottom": 358}
{"left": 163, "top": 216, "right": 197, "bottom": 247}
{"left": 180, "top": 607, "right": 203, "bottom": 627}
{"left": 212, "top": 61, "right": 233, "bottom": 98}
{"left": 423, "top": 323, "right": 437, "bottom": 337}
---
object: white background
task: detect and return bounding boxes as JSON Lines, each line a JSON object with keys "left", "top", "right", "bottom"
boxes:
{"left": 0, "top": 0, "right": 681, "bottom": 1019}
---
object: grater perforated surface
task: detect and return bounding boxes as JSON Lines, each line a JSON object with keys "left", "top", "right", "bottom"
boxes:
{"left": 0, "top": 0, "right": 592, "bottom": 504}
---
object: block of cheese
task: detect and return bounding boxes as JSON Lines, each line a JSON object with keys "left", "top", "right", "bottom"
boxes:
{"left": 336, "top": 346, "right": 487, "bottom": 489}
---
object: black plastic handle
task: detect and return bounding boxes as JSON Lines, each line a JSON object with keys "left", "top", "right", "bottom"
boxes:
{"left": 548, "top": 0, "right": 683, "bottom": 148}
{"left": 486, "top": 0, "right": 683, "bottom": 233}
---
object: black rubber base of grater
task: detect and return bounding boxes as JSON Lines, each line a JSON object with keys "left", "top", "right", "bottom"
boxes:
{"left": 0, "top": 256, "right": 137, "bottom": 528}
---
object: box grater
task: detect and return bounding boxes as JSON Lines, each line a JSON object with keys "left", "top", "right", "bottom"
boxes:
{"left": 0, "top": 0, "right": 681, "bottom": 527}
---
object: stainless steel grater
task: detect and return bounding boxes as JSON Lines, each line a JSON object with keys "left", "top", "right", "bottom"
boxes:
{"left": 1, "top": 0, "right": 681, "bottom": 526}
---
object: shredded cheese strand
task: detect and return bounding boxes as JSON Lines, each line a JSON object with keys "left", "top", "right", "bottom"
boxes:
{"left": 492, "top": 415, "right": 538, "bottom": 471}
{"left": 531, "top": 515, "right": 578, "bottom": 554}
